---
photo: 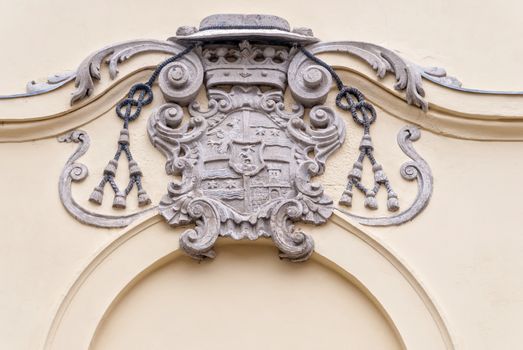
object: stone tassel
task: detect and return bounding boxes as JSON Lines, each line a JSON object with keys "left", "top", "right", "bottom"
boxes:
{"left": 359, "top": 134, "right": 373, "bottom": 151}
{"left": 137, "top": 189, "right": 151, "bottom": 207}
{"left": 119, "top": 129, "right": 130, "bottom": 145}
{"left": 128, "top": 160, "right": 142, "bottom": 177}
{"left": 387, "top": 191, "right": 400, "bottom": 212}
{"left": 339, "top": 188, "right": 353, "bottom": 207}
{"left": 364, "top": 190, "right": 378, "bottom": 210}
{"left": 103, "top": 159, "right": 118, "bottom": 177}
{"left": 373, "top": 163, "right": 387, "bottom": 183}
{"left": 89, "top": 186, "right": 104, "bottom": 205}
{"left": 128, "top": 160, "right": 151, "bottom": 206}
{"left": 349, "top": 161, "right": 363, "bottom": 181}
{"left": 112, "top": 191, "right": 127, "bottom": 209}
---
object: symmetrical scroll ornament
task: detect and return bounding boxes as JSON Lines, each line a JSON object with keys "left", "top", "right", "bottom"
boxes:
{"left": 53, "top": 14, "right": 435, "bottom": 261}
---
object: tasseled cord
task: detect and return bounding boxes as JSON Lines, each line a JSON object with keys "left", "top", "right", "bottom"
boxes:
{"left": 88, "top": 44, "right": 197, "bottom": 209}
{"left": 299, "top": 46, "right": 400, "bottom": 212}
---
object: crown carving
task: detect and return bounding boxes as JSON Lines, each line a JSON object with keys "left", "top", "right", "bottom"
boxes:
{"left": 201, "top": 40, "right": 294, "bottom": 90}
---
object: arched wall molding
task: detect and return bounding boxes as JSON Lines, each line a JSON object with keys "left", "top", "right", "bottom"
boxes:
{"left": 0, "top": 70, "right": 152, "bottom": 142}
{"left": 43, "top": 212, "right": 455, "bottom": 350}
{"left": 1, "top": 59, "right": 523, "bottom": 142}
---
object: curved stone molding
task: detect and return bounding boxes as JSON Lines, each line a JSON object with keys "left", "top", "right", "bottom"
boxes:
{"left": 2, "top": 58, "right": 523, "bottom": 142}
{"left": 336, "top": 125, "right": 433, "bottom": 226}
{"left": 3, "top": 38, "right": 523, "bottom": 106}
{"left": 58, "top": 130, "right": 156, "bottom": 228}
{"left": 42, "top": 215, "right": 455, "bottom": 350}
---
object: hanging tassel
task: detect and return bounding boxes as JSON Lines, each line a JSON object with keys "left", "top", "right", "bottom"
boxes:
{"left": 128, "top": 160, "right": 142, "bottom": 177}
{"left": 113, "top": 191, "right": 127, "bottom": 209}
{"left": 364, "top": 190, "right": 378, "bottom": 210}
{"left": 349, "top": 161, "right": 363, "bottom": 181}
{"left": 85, "top": 44, "right": 197, "bottom": 211}
{"left": 339, "top": 188, "right": 353, "bottom": 207}
{"left": 387, "top": 191, "right": 400, "bottom": 212}
{"left": 118, "top": 129, "right": 130, "bottom": 145}
{"left": 103, "top": 159, "right": 118, "bottom": 177}
{"left": 138, "top": 189, "right": 151, "bottom": 207}
{"left": 359, "top": 134, "right": 373, "bottom": 151}
{"left": 89, "top": 185, "right": 104, "bottom": 205}
{"left": 373, "top": 164, "right": 387, "bottom": 183}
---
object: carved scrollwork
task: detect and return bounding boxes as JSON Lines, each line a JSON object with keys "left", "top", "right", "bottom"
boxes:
{"left": 48, "top": 15, "right": 439, "bottom": 262}
{"left": 58, "top": 130, "right": 155, "bottom": 228}
{"left": 289, "top": 41, "right": 462, "bottom": 111}
{"left": 179, "top": 198, "right": 221, "bottom": 260}
{"left": 147, "top": 102, "right": 205, "bottom": 177}
{"left": 287, "top": 105, "right": 346, "bottom": 225}
{"left": 270, "top": 200, "right": 314, "bottom": 262}
{"left": 336, "top": 125, "right": 433, "bottom": 226}
{"left": 288, "top": 63, "right": 333, "bottom": 107}
{"left": 71, "top": 40, "right": 198, "bottom": 104}
{"left": 158, "top": 57, "right": 204, "bottom": 106}
{"left": 288, "top": 105, "right": 346, "bottom": 168}
{"left": 148, "top": 84, "right": 345, "bottom": 261}
{"left": 26, "top": 71, "right": 76, "bottom": 96}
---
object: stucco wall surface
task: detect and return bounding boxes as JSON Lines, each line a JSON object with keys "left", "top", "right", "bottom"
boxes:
{"left": 1, "top": 1, "right": 523, "bottom": 350}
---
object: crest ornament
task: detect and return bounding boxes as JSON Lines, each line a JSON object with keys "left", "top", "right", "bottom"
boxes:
{"left": 148, "top": 84, "right": 345, "bottom": 261}
{"left": 54, "top": 13, "right": 435, "bottom": 261}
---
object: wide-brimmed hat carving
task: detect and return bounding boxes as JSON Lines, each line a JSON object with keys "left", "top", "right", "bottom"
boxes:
{"left": 171, "top": 14, "right": 319, "bottom": 44}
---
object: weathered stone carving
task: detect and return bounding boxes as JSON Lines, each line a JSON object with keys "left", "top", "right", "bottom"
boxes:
{"left": 289, "top": 42, "right": 450, "bottom": 111}
{"left": 158, "top": 49, "right": 204, "bottom": 106}
{"left": 54, "top": 14, "right": 436, "bottom": 261}
{"left": 201, "top": 41, "right": 294, "bottom": 90}
{"left": 148, "top": 85, "right": 345, "bottom": 261}
{"left": 0, "top": 28, "right": 468, "bottom": 106}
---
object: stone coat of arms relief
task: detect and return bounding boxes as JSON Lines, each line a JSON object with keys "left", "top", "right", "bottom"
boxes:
{"left": 52, "top": 14, "right": 435, "bottom": 261}
{"left": 148, "top": 82, "right": 345, "bottom": 261}
{"left": 147, "top": 37, "right": 346, "bottom": 261}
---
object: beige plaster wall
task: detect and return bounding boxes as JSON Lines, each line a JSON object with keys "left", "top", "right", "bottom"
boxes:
{"left": 1, "top": 0, "right": 523, "bottom": 94}
{"left": 1, "top": 1, "right": 523, "bottom": 350}
{"left": 91, "top": 245, "right": 402, "bottom": 350}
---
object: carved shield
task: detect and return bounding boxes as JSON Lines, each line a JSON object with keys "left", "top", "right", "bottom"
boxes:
{"left": 148, "top": 85, "right": 345, "bottom": 261}
{"left": 201, "top": 108, "right": 293, "bottom": 215}
{"left": 228, "top": 139, "right": 265, "bottom": 176}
